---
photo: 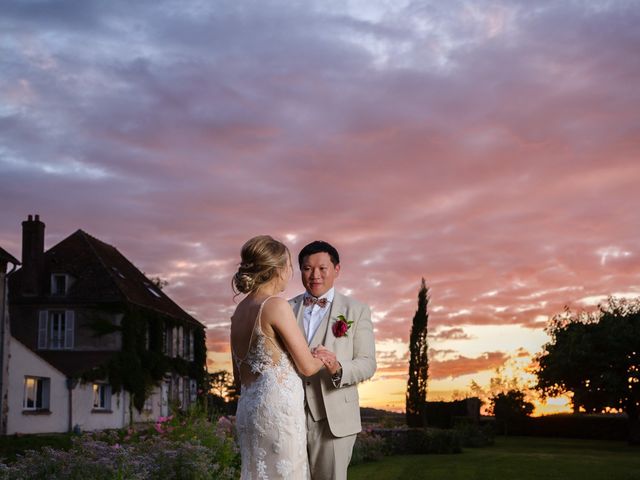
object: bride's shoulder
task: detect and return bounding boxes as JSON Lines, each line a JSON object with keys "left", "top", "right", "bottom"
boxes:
{"left": 261, "top": 296, "right": 293, "bottom": 317}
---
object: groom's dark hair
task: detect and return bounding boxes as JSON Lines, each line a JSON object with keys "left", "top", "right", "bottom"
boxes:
{"left": 298, "top": 241, "right": 340, "bottom": 267}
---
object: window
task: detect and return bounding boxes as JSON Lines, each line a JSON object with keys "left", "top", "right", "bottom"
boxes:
{"left": 51, "top": 274, "right": 69, "bottom": 296}
{"left": 23, "top": 376, "right": 50, "bottom": 411}
{"left": 38, "top": 310, "right": 74, "bottom": 350}
{"left": 92, "top": 383, "right": 112, "bottom": 410}
{"left": 177, "top": 326, "right": 183, "bottom": 358}
{"left": 182, "top": 328, "right": 189, "bottom": 359}
{"left": 164, "top": 326, "right": 172, "bottom": 356}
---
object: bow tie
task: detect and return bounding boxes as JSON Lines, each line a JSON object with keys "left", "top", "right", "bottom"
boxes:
{"left": 304, "top": 296, "right": 329, "bottom": 308}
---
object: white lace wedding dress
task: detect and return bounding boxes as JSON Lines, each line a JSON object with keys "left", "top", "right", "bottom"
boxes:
{"left": 232, "top": 297, "right": 309, "bottom": 479}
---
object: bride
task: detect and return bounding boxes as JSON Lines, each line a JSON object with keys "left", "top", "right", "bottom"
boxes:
{"left": 230, "top": 235, "right": 331, "bottom": 479}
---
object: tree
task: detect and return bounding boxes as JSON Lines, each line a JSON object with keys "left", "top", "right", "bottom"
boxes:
{"left": 535, "top": 297, "right": 640, "bottom": 444}
{"left": 406, "top": 278, "right": 429, "bottom": 427}
{"left": 490, "top": 389, "right": 534, "bottom": 435}
{"left": 208, "top": 370, "right": 238, "bottom": 415}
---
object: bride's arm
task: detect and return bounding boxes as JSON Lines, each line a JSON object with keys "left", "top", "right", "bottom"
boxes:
{"left": 263, "top": 297, "right": 325, "bottom": 377}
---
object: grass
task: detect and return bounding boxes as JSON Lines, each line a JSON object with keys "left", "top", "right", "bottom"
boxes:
{"left": 348, "top": 436, "right": 640, "bottom": 480}
{"left": 0, "top": 433, "right": 73, "bottom": 463}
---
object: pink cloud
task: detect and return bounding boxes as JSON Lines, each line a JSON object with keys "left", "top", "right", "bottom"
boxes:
{"left": 1, "top": 1, "right": 639, "bottom": 399}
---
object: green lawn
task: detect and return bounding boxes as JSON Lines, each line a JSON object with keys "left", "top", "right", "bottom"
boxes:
{"left": 348, "top": 436, "right": 640, "bottom": 480}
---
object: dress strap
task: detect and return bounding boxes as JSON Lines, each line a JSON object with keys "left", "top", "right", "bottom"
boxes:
{"left": 255, "top": 295, "right": 278, "bottom": 334}
{"left": 233, "top": 295, "right": 279, "bottom": 363}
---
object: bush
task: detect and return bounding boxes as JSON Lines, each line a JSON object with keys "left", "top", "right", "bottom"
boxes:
{"left": 503, "top": 413, "right": 628, "bottom": 440}
{"left": 453, "top": 419, "right": 495, "bottom": 447}
{"left": 351, "top": 430, "right": 387, "bottom": 465}
{"left": 372, "top": 427, "right": 462, "bottom": 455}
{"left": 423, "top": 428, "right": 462, "bottom": 454}
{"left": 0, "top": 408, "right": 240, "bottom": 480}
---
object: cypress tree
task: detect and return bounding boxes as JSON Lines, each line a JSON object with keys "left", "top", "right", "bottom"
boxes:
{"left": 406, "top": 278, "right": 429, "bottom": 427}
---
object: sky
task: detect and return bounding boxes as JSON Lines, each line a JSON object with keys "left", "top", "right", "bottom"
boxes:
{"left": 1, "top": 0, "right": 639, "bottom": 413}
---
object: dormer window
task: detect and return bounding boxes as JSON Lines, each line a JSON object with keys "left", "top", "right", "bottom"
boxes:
{"left": 51, "top": 274, "right": 69, "bottom": 296}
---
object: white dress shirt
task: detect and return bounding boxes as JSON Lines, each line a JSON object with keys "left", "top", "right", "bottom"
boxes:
{"left": 303, "top": 287, "right": 334, "bottom": 343}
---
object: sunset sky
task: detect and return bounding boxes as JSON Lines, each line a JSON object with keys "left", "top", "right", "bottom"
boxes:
{"left": 1, "top": 0, "right": 639, "bottom": 413}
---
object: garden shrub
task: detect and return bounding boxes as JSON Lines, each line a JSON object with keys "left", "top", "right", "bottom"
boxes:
{"left": 351, "top": 430, "right": 387, "bottom": 465}
{"left": 453, "top": 419, "right": 495, "bottom": 447}
{"left": 0, "top": 408, "right": 240, "bottom": 480}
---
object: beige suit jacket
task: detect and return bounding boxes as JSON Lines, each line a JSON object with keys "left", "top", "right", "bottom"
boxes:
{"left": 290, "top": 292, "right": 376, "bottom": 438}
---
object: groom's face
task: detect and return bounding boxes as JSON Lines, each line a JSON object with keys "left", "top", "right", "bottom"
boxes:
{"left": 300, "top": 252, "right": 340, "bottom": 298}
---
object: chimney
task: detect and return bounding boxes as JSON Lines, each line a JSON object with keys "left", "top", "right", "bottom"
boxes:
{"left": 21, "top": 214, "right": 45, "bottom": 295}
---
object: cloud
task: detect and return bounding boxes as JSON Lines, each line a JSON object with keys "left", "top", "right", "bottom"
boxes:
{"left": 429, "top": 327, "right": 473, "bottom": 341}
{"left": 1, "top": 0, "right": 640, "bottom": 401}
{"left": 429, "top": 351, "right": 509, "bottom": 380}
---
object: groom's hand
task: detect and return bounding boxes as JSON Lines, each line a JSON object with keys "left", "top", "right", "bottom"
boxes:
{"left": 313, "top": 346, "right": 341, "bottom": 375}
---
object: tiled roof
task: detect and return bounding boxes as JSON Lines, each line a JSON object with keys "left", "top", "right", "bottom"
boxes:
{"left": 10, "top": 229, "right": 203, "bottom": 328}
{"left": 0, "top": 246, "right": 19, "bottom": 266}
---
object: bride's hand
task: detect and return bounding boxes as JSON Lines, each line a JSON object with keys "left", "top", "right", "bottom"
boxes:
{"left": 313, "top": 346, "right": 340, "bottom": 374}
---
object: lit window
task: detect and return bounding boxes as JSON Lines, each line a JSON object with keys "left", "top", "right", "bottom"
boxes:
{"left": 23, "top": 376, "right": 50, "bottom": 411}
{"left": 93, "top": 383, "right": 112, "bottom": 410}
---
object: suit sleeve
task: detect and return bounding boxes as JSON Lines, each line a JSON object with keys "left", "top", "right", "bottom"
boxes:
{"left": 337, "top": 304, "right": 376, "bottom": 387}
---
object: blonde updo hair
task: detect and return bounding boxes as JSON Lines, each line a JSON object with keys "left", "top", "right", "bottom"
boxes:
{"left": 232, "top": 235, "right": 291, "bottom": 295}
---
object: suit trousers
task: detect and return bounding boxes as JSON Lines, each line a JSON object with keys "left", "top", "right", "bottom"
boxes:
{"left": 306, "top": 407, "right": 357, "bottom": 480}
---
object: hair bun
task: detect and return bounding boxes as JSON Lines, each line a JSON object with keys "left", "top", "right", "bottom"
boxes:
{"left": 233, "top": 271, "right": 255, "bottom": 294}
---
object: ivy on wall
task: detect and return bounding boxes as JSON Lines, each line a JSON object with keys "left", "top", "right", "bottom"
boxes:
{"left": 81, "top": 306, "right": 207, "bottom": 412}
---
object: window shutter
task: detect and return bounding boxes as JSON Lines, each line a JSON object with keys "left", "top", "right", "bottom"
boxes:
{"left": 42, "top": 379, "right": 50, "bottom": 410}
{"left": 38, "top": 311, "right": 48, "bottom": 349}
{"left": 65, "top": 310, "right": 75, "bottom": 349}
{"left": 106, "top": 386, "right": 112, "bottom": 410}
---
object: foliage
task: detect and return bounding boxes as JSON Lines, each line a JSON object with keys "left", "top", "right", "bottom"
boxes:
{"left": 535, "top": 297, "right": 640, "bottom": 443}
{"left": 207, "top": 370, "right": 239, "bottom": 416}
{"left": 376, "top": 427, "right": 462, "bottom": 455}
{"left": 406, "top": 278, "right": 430, "bottom": 427}
{"left": 0, "top": 434, "right": 73, "bottom": 463}
{"left": 351, "top": 430, "right": 387, "bottom": 465}
{"left": 0, "top": 409, "right": 240, "bottom": 479}
{"left": 490, "top": 389, "right": 534, "bottom": 435}
{"left": 490, "top": 413, "right": 629, "bottom": 440}
{"left": 452, "top": 419, "right": 495, "bottom": 447}
{"left": 82, "top": 306, "right": 208, "bottom": 412}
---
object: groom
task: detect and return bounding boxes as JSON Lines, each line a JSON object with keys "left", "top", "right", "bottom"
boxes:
{"left": 290, "top": 241, "right": 376, "bottom": 480}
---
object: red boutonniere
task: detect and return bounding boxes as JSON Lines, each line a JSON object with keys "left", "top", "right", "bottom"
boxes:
{"left": 332, "top": 315, "right": 354, "bottom": 338}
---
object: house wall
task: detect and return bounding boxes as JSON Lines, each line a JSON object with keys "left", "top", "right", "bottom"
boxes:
{"left": 10, "top": 305, "right": 122, "bottom": 352}
{"left": 6, "top": 338, "right": 68, "bottom": 434}
{"left": 5, "top": 338, "right": 170, "bottom": 434}
{"left": 69, "top": 381, "right": 126, "bottom": 432}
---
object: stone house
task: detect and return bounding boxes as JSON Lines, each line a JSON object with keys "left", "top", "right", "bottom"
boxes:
{"left": 2, "top": 215, "right": 207, "bottom": 434}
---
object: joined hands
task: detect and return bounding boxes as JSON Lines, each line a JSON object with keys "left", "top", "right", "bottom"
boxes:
{"left": 312, "top": 345, "right": 341, "bottom": 375}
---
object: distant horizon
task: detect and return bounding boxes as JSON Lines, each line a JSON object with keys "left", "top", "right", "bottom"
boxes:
{"left": 2, "top": 0, "right": 639, "bottom": 415}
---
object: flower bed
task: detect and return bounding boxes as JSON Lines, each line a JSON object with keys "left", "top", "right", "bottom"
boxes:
{"left": 0, "top": 409, "right": 240, "bottom": 480}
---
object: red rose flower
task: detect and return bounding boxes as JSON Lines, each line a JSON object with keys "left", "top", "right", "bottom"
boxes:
{"left": 332, "top": 315, "right": 353, "bottom": 338}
